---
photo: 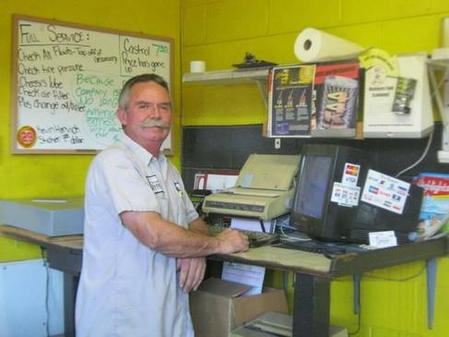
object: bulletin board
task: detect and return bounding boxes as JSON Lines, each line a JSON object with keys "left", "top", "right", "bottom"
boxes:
{"left": 11, "top": 15, "right": 173, "bottom": 154}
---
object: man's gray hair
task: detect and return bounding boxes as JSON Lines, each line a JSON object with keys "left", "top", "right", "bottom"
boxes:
{"left": 118, "top": 74, "right": 169, "bottom": 109}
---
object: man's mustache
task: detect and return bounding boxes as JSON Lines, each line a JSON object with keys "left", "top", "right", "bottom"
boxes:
{"left": 141, "top": 120, "right": 171, "bottom": 129}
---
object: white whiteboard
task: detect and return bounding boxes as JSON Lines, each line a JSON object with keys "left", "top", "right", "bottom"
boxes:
{"left": 12, "top": 15, "right": 173, "bottom": 154}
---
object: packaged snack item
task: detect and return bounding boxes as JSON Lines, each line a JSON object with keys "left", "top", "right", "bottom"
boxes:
{"left": 414, "top": 173, "right": 449, "bottom": 239}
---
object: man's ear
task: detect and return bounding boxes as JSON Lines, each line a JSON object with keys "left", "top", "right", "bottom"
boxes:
{"left": 117, "top": 107, "right": 127, "bottom": 126}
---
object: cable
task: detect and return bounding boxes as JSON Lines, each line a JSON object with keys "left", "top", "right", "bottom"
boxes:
{"left": 259, "top": 219, "right": 267, "bottom": 233}
{"left": 364, "top": 264, "right": 426, "bottom": 282}
{"left": 395, "top": 128, "right": 434, "bottom": 178}
{"left": 40, "top": 247, "right": 50, "bottom": 337}
{"left": 348, "top": 309, "right": 362, "bottom": 336}
{"left": 278, "top": 220, "right": 311, "bottom": 241}
{"left": 346, "top": 264, "right": 425, "bottom": 335}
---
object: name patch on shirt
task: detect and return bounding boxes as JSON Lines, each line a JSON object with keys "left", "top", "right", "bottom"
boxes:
{"left": 174, "top": 181, "right": 184, "bottom": 197}
{"left": 146, "top": 175, "right": 164, "bottom": 194}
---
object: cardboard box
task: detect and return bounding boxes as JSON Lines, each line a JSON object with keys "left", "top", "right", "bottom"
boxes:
{"left": 230, "top": 311, "right": 348, "bottom": 337}
{"left": 190, "top": 278, "right": 288, "bottom": 337}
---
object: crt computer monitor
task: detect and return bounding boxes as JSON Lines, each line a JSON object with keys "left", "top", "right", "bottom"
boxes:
{"left": 290, "top": 144, "right": 424, "bottom": 244}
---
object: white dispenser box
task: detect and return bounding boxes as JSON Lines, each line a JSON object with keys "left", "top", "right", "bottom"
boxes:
{"left": 0, "top": 197, "right": 84, "bottom": 236}
{"left": 363, "top": 53, "right": 433, "bottom": 138}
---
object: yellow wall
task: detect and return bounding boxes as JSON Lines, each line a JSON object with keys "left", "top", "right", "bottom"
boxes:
{"left": 181, "top": 1, "right": 449, "bottom": 336}
{"left": 0, "top": 0, "right": 181, "bottom": 260}
{"left": 181, "top": 0, "right": 448, "bottom": 125}
{"left": 3, "top": 1, "right": 449, "bottom": 336}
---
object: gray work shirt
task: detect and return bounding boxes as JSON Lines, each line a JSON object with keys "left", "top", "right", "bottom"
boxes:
{"left": 75, "top": 134, "right": 198, "bottom": 337}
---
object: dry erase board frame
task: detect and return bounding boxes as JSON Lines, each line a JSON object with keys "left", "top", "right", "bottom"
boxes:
{"left": 11, "top": 15, "right": 173, "bottom": 154}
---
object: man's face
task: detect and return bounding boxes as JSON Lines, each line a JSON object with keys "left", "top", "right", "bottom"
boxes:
{"left": 117, "top": 81, "right": 172, "bottom": 149}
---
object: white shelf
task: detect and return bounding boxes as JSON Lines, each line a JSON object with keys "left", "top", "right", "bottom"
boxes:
{"left": 183, "top": 68, "right": 270, "bottom": 105}
{"left": 182, "top": 68, "right": 269, "bottom": 85}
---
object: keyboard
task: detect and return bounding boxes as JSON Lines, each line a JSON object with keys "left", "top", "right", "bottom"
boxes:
{"left": 276, "top": 239, "right": 369, "bottom": 256}
{"left": 208, "top": 225, "right": 280, "bottom": 248}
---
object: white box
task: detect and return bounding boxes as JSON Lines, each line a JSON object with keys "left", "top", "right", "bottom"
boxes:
{"left": 0, "top": 197, "right": 84, "bottom": 236}
{"left": 363, "top": 53, "right": 433, "bottom": 138}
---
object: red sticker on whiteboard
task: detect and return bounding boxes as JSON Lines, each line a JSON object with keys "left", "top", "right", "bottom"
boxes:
{"left": 17, "top": 125, "right": 37, "bottom": 148}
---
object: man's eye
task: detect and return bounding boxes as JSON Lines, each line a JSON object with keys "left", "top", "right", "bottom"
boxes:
{"left": 160, "top": 104, "right": 171, "bottom": 111}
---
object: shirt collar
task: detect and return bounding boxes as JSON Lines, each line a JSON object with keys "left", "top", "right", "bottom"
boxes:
{"left": 119, "top": 133, "right": 167, "bottom": 167}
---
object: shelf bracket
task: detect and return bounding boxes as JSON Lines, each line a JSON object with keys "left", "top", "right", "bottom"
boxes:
{"left": 255, "top": 79, "right": 268, "bottom": 108}
{"left": 427, "top": 60, "right": 449, "bottom": 162}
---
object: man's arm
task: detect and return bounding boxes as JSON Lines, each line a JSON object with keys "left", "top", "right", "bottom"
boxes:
{"left": 120, "top": 210, "right": 248, "bottom": 258}
{"left": 177, "top": 217, "right": 211, "bottom": 292}
{"left": 176, "top": 256, "right": 206, "bottom": 292}
{"left": 188, "top": 217, "right": 209, "bottom": 234}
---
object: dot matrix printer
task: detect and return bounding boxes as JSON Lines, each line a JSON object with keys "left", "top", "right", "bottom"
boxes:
{"left": 202, "top": 154, "right": 300, "bottom": 220}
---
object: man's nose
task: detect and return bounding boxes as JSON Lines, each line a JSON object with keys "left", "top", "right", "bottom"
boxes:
{"left": 148, "top": 105, "right": 161, "bottom": 119}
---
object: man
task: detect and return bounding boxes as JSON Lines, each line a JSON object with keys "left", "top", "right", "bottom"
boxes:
{"left": 75, "top": 74, "right": 248, "bottom": 337}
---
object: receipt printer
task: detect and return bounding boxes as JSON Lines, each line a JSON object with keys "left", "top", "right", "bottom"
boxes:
{"left": 202, "top": 154, "right": 300, "bottom": 220}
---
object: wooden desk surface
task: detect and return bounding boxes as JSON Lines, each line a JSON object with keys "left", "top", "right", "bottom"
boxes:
{"left": 1, "top": 224, "right": 447, "bottom": 278}
{"left": 0, "top": 225, "right": 83, "bottom": 250}
{"left": 218, "top": 245, "right": 332, "bottom": 275}
{"left": 215, "top": 237, "right": 449, "bottom": 277}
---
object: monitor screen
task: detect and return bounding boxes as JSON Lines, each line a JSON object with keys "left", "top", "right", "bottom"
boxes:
{"left": 295, "top": 155, "right": 332, "bottom": 219}
{"left": 290, "top": 144, "right": 423, "bottom": 244}
{"left": 290, "top": 144, "right": 372, "bottom": 241}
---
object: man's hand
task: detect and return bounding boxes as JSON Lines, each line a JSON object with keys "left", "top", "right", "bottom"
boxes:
{"left": 216, "top": 229, "right": 249, "bottom": 254}
{"left": 176, "top": 257, "right": 206, "bottom": 292}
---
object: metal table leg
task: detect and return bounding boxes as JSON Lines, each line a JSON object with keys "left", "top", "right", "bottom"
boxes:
{"left": 292, "top": 272, "right": 330, "bottom": 337}
{"left": 426, "top": 258, "right": 437, "bottom": 329}
{"left": 63, "top": 273, "right": 79, "bottom": 337}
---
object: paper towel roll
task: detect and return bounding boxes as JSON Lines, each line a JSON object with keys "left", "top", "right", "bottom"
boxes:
{"left": 294, "top": 28, "right": 363, "bottom": 63}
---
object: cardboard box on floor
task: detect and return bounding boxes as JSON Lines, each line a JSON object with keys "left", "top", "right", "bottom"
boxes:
{"left": 230, "top": 311, "right": 348, "bottom": 337}
{"left": 190, "top": 278, "right": 288, "bottom": 337}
